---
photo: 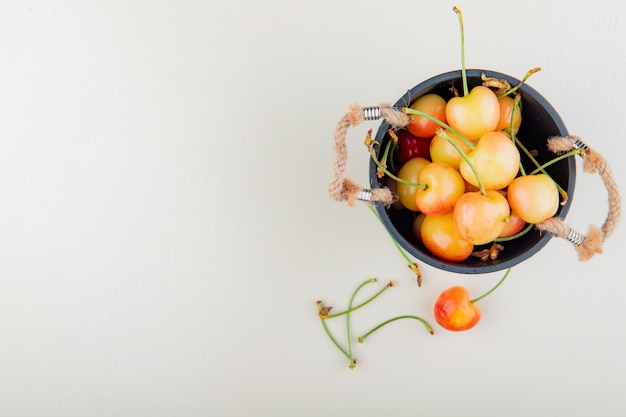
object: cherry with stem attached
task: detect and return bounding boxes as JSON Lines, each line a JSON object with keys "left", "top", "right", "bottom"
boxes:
{"left": 434, "top": 267, "right": 512, "bottom": 331}
{"left": 366, "top": 129, "right": 426, "bottom": 189}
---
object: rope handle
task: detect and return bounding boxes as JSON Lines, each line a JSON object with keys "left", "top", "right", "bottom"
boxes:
{"left": 328, "top": 104, "right": 408, "bottom": 207}
{"left": 536, "top": 136, "right": 621, "bottom": 261}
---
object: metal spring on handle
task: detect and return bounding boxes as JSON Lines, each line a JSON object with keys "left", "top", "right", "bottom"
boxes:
{"left": 357, "top": 189, "right": 373, "bottom": 202}
{"left": 363, "top": 107, "right": 382, "bottom": 121}
{"left": 566, "top": 227, "right": 585, "bottom": 246}
{"left": 573, "top": 138, "right": 590, "bottom": 151}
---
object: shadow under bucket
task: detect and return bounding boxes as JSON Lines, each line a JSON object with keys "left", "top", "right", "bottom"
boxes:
{"left": 370, "top": 69, "right": 577, "bottom": 274}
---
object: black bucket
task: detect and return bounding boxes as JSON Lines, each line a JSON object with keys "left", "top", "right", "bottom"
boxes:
{"left": 370, "top": 69, "right": 576, "bottom": 274}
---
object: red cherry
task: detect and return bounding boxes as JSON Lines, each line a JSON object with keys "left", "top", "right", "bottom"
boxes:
{"left": 433, "top": 268, "right": 512, "bottom": 332}
{"left": 396, "top": 129, "right": 431, "bottom": 165}
{"left": 433, "top": 286, "right": 481, "bottom": 331}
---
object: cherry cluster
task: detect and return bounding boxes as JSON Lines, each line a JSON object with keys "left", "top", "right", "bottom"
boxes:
{"left": 380, "top": 77, "right": 564, "bottom": 264}
{"left": 370, "top": 8, "right": 578, "bottom": 265}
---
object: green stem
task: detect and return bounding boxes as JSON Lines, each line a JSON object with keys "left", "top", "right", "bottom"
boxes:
{"left": 368, "top": 205, "right": 422, "bottom": 286}
{"left": 402, "top": 107, "right": 475, "bottom": 150}
{"left": 370, "top": 150, "right": 425, "bottom": 189}
{"left": 514, "top": 137, "right": 537, "bottom": 165}
{"left": 388, "top": 135, "right": 398, "bottom": 172}
{"left": 528, "top": 149, "right": 582, "bottom": 176}
{"left": 454, "top": 6, "right": 469, "bottom": 97}
{"left": 368, "top": 205, "right": 413, "bottom": 266}
{"left": 346, "top": 278, "right": 375, "bottom": 367}
{"left": 324, "top": 279, "right": 392, "bottom": 320}
{"left": 437, "top": 129, "right": 486, "bottom": 196}
{"left": 319, "top": 316, "right": 351, "bottom": 361}
{"left": 380, "top": 136, "right": 393, "bottom": 170}
{"left": 510, "top": 97, "right": 526, "bottom": 176}
{"left": 358, "top": 315, "right": 434, "bottom": 343}
{"left": 470, "top": 267, "right": 512, "bottom": 304}
{"left": 499, "top": 84, "right": 522, "bottom": 99}
{"left": 513, "top": 136, "right": 568, "bottom": 200}
{"left": 497, "top": 67, "right": 541, "bottom": 98}
{"left": 494, "top": 223, "right": 533, "bottom": 242}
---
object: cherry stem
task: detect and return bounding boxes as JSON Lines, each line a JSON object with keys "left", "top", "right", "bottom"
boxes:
{"left": 346, "top": 278, "right": 395, "bottom": 369}
{"left": 528, "top": 149, "right": 583, "bottom": 176}
{"left": 494, "top": 223, "right": 533, "bottom": 242}
{"left": 402, "top": 107, "right": 475, "bottom": 150}
{"left": 368, "top": 206, "right": 412, "bottom": 264}
{"left": 358, "top": 315, "right": 434, "bottom": 343}
{"left": 367, "top": 131, "right": 425, "bottom": 188}
{"left": 368, "top": 205, "right": 423, "bottom": 286}
{"left": 453, "top": 6, "right": 469, "bottom": 97}
{"left": 509, "top": 122, "right": 569, "bottom": 202}
{"left": 436, "top": 129, "right": 486, "bottom": 196}
{"left": 509, "top": 96, "right": 526, "bottom": 176}
{"left": 379, "top": 134, "right": 394, "bottom": 174}
{"left": 323, "top": 278, "right": 393, "bottom": 320}
{"left": 318, "top": 278, "right": 395, "bottom": 369}
{"left": 318, "top": 313, "right": 351, "bottom": 361}
{"left": 497, "top": 67, "right": 541, "bottom": 98}
{"left": 470, "top": 267, "right": 512, "bottom": 304}
{"left": 345, "top": 278, "right": 374, "bottom": 368}
{"left": 370, "top": 152, "right": 426, "bottom": 189}
{"left": 385, "top": 130, "right": 399, "bottom": 172}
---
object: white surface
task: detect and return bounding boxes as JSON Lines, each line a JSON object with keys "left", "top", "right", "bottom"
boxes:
{"left": 0, "top": 0, "right": 625, "bottom": 415}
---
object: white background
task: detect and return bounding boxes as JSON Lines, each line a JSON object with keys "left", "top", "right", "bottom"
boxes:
{"left": 0, "top": 0, "right": 625, "bottom": 416}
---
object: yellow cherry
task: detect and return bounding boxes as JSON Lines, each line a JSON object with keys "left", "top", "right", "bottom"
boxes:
{"left": 445, "top": 86, "right": 500, "bottom": 140}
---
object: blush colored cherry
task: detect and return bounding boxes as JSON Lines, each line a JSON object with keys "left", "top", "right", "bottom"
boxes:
{"left": 420, "top": 213, "right": 474, "bottom": 262}
{"left": 415, "top": 161, "right": 466, "bottom": 216}
{"left": 412, "top": 213, "right": 427, "bottom": 243}
{"left": 396, "top": 157, "right": 430, "bottom": 212}
{"left": 406, "top": 93, "right": 447, "bottom": 139}
{"left": 495, "top": 95, "right": 522, "bottom": 134}
{"left": 396, "top": 129, "right": 432, "bottom": 165}
{"left": 453, "top": 189, "right": 510, "bottom": 245}
{"left": 498, "top": 209, "right": 527, "bottom": 238}
{"left": 507, "top": 174, "right": 560, "bottom": 224}
{"left": 434, "top": 286, "right": 480, "bottom": 331}
{"left": 446, "top": 86, "right": 500, "bottom": 141}
{"left": 434, "top": 268, "right": 512, "bottom": 332}
{"left": 429, "top": 129, "right": 474, "bottom": 170}
{"left": 459, "top": 131, "right": 521, "bottom": 191}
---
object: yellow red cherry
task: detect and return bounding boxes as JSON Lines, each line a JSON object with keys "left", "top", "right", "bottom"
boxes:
{"left": 433, "top": 286, "right": 481, "bottom": 331}
{"left": 415, "top": 161, "right": 466, "bottom": 216}
{"left": 495, "top": 95, "right": 522, "bottom": 134}
{"left": 407, "top": 94, "right": 447, "bottom": 138}
{"left": 498, "top": 210, "right": 527, "bottom": 238}
{"left": 445, "top": 86, "right": 500, "bottom": 140}
{"left": 434, "top": 268, "right": 512, "bottom": 332}
{"left": 395, "top": 157, "right": 430, "bottom": 212}
{"left": 459, "top": 131, "right": 521, "bottom": 190}
{"left": 420, "top": 213, "right": 473, "bottom": 262}
{"left": 412, "top": 213, "right": 427, "bottom": 243}
{"left": 507, "top": 174, "right": 560, "bottom": 224}
{"left": 429, "top": 129, "right": 475, "bottom": 170}
{"left": 453, "top": 190, "right": 510, "bottom": 245}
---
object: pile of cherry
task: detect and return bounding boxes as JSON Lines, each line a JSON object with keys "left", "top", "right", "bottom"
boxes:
{"left": 385, "top": 80, "right": 562, "bottom": 264}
